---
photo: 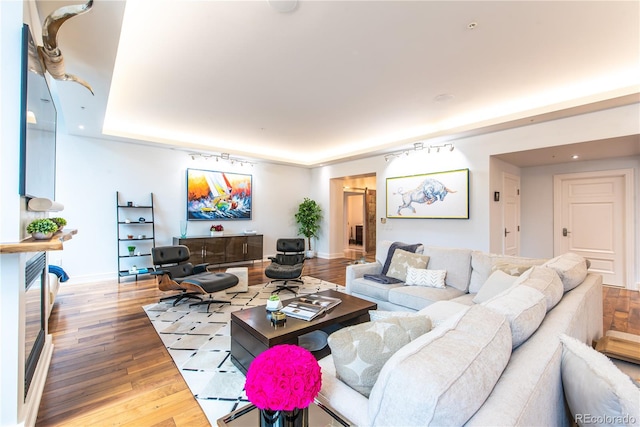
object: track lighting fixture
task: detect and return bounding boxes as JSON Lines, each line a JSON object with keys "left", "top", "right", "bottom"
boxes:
{"left": 383, "top": 143, "right": 454, "bottom": 162}
{"left": 187, "top": 152, "right": 255, "bottom": 166}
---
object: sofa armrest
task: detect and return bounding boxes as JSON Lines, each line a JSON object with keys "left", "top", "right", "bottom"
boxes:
{"left": 345, "top": 261, "right": 382, "bottom": 294}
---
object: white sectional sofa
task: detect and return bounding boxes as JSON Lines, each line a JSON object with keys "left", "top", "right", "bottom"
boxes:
{"left": 318, "top": 240, "right": 604, "bottom": 426}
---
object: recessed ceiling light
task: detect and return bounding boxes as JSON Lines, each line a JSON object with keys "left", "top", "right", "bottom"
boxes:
{"left": 572, "top": 155, "right": 579, "bottom": 160}
{"left": 434, "top": 93, "right": 455, "bottom": 103}
{"left": 467, "top": 22, "right": 478, "bottom": 30}
{"left": 267, "top": 0, "right": 298, "bottom": 13}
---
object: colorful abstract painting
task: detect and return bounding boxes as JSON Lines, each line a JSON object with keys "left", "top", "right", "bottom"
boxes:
{"left": 386, "top": 168, "right": 469, "bottom": 219}
{"left": 186, "top": 168, "right": 252, "bottom": 220}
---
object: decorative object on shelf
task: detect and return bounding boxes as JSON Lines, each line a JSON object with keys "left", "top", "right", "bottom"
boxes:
{"left": 294, "top": 198, "right": 322, "bottom": 258}
{"left": 210, "top": 224, "right": 224, "bottom": 237}
{"left": 386, "top": 168, "right": 470, "bottom": 219}
{"left": 138, "top": 234, "right": 146, "bottom": 239}
{"left": 27, "top": 198, "right": 64, "bottom": 212}
{"left": 127, "top": 201, "right": 133, "bottom": 206}
{"left": 26, "top": 218, "right": 58, "bottom": 240}
{"left": 127, "top": 246, "right": 136, "bottom": 256}
{"left": 139, "top": 217, "right": 145, "bottom": 223}
{"left": 180, "top": 220, "right": 188, "bottom": 238}
{"left": 127, "top": 234, "right": 134, "bottom": 239}
{"left": 244, "top": 229, "right": 257, "bottom": 235}
{"left": 124, "top": 219, "right": 131, "bottom": 223}
{"left": 245, "top": 344, "right": 320, "bottom": 427}
{"left": 50, "top": 217, "right": 67, "bottom": 231}
{"left": 129, "top": 265, "right": 138, "bottom": 274}
{"left": 266, "top": 295, "right": 283, "bottom": 312}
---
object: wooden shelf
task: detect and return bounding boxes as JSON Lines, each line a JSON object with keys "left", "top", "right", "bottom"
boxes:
{"left": 0, "top": 229, "right": 78, "bottom": 254}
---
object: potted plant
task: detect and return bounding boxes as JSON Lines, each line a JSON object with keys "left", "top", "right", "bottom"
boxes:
{"left": 26, "top": 218, "right": 59, "bottom": 240}
{"left": 294, "top": 198, "right": 322, "bottom": 258}
{"left": 127, "top": 246, "right": 136, "bottom": 256}
{"left": 50, "top": 217, "right": 67, "bottom": 231}
{"left": 210, "top": 224, "right": 224, "bottom": 237}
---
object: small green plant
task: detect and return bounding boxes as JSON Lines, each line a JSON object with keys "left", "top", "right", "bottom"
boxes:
{"left": 50, "top": 217, "right": 67, "bottom": 228}
{"left": 26, "top": 218, "right": 58, "bottom": 234}
{"left": 268, "top": 295, "right": 280, "bottom": 301}
{"left": 127, "top": 246, "right": 136, "bottom": 253}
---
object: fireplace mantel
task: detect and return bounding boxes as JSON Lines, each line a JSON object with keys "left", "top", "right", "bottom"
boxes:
{"left": 0, "top": 229, "right": 77, "bottom": 254}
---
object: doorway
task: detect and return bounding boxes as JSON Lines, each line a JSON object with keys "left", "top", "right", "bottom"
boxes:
{"left": 339, "top": 174, "right": 377, "bottom": 262}
{"left": 553, "top": 169, "right": 635, "bottom": 288}
{"left": 502, "top": 173, "right": 521, "bottom": 256}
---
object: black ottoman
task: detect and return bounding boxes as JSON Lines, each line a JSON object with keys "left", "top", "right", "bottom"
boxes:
{"left": 181, "top": 272, "right": 239, "bottom": 310}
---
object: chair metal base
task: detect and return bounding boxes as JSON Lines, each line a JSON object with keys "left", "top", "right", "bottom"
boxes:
{"left": 269, "top": 278, "right": 304, "bottom": 295}
{"left": 189, "top": 297, "right": 231, "bottom": 311}
{"left": 160, "top": 292, "right": 202, "bottom": 306}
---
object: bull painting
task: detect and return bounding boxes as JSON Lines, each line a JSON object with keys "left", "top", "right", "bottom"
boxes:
{"left": 395, "top": 178, "right": 456, "bottom": 215}
{"left": 386, "top": 169, "right": 469, "bottom": 219}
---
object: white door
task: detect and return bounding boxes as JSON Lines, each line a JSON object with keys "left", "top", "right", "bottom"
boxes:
{"left": 502, "top": 173, "right": 520, "bottom": 256}
{"left": 553, "top": 170, "right": 634, "bottom": 288}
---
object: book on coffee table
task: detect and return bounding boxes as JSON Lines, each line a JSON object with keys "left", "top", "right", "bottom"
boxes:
{"left": 281, "top": 294, "right": 342, "bottom": 321}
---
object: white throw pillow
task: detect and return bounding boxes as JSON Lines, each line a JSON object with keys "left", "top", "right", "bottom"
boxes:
{"left": 516, "top": 266, "right": 564, "bottom": 312}
{"left": 406, "top": 267, "right": 446, "bottom": 288}
{"left": 543, "top": 252, "right": 588, "bottom": 292}
{"left": 559, "top": 334, "right": 640, "bottom": 426}
{"left": 472, "top": 270, "right": 519, "bottom": 303}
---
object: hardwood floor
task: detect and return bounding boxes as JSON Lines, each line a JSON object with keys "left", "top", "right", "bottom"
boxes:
{"left": 37, "top": 258, "right": 639, "bottom": 426}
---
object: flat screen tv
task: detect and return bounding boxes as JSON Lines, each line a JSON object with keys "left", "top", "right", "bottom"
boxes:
{"left": 186, "top": 168, "right": 252, "bottom": 220}
{"left": 19, "top": 24, "right": 57, "bottom": 200}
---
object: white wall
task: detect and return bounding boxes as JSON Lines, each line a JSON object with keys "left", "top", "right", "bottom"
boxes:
{"left": 55, "top": 134, "right": 313, "bottom": 283}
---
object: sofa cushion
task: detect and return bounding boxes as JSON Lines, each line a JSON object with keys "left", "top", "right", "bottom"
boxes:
{"left": 406, "top": 267, "right": 446, "bottom": 288}
{"left": 368, "top": 310, "right": 420, "bottom": 321}
{"left": 421, "top": 246, "right": 473, "bottom": 292}
{"left": 482, "top": 285, "right": 547, "bottom": 348}
{"left": 469, "top": 251, "right": 546, "bottom": 293}
{"left": 350, "top": 277, "right": 405, "bottom": 301}
{"left": 368, "top": 305, "right": 512, "bottom": 426}
{"left": 515, "top": 266, "right": 564, "bottom": 312}
{"left": 386, "top": 249, "right": 430, "bottom": 282}
{"left": 380, "top": 241, "right": 424, "bottom": 275}
{"left": 327, "top": 316, "right": 432, "bottom": 398}
{"left": 388, "top": 285, "right": 465, "bottom": 311}
{"left": 492, "top": 262, "right": 535, "bottom": 276}
{"left": 559, "top": 334, "right": 640, "bottom": 426}
{"left": 542, "top": 253, "right": 588, "bottom": 292}
{"left": 417, "top": 300, "right": 469, "bottom": 327}
{"left": 472, "top": 269, "right": 519, "bottom": 303}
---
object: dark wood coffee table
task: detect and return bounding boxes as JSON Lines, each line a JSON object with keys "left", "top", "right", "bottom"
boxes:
{"left": 230, "top": 289, "right": 376, "bottom": 374}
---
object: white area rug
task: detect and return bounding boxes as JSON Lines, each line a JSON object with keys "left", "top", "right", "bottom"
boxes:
{"left": 143, "top": 276, "right": 344, "bottom": 426}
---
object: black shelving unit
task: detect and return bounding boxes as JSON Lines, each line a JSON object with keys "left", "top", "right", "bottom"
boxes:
{"left": 116, "top": 192, "right": 156, "bottom": 283}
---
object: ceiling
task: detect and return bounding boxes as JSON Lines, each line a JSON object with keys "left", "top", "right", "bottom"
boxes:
{"left": 34, "top": 0, "right": 640, "bottom": 167}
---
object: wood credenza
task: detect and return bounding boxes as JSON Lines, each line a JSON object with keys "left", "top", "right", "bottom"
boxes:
{"left": 173, "top": 234, "right": 263, "bottom": 266}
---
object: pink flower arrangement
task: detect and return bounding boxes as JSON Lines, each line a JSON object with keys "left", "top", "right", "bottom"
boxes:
{"left": 210, "top": 224, "right": 224, "bottom": 232}
{"left": 245, "top": 344, "right": 322, "bottom": 411}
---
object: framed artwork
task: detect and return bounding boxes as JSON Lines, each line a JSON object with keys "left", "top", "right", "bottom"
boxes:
{"left": 186, "top": 168, "right": 252, "bottom": 220}
{"left": 386, "top": 168, "right": 469, "bottom": 219}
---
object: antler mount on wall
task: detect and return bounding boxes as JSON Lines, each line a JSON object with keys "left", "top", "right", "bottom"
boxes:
{"left": 37, "top": 0, "right": 94, "bottom": 95}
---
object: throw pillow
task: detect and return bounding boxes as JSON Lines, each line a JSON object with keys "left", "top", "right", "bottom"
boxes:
{"left": 491, "top": 262, "right": 534, "bottom": 276}
{"left": 482, "top": 285, "right": 547, "bottom": 348}
{"left": 327, "top": 316, "right": 432, "bottom": 397}
{"left": 559, "top": 334, "right": 640, "bottom": 426}
{"left": 386, "top": 250, "right": 430, "bottom": 282}
{"left": 406, "top": 267, "right": 446, "bottom": 288}
{"left": 381, "top": 242, "right": 423, "bottom": 275}
{"left": 472, "top": 270, "right": 519, "bottom": 303}
{"left": 542, "top": 252, "right": 588, "bottom": 292}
